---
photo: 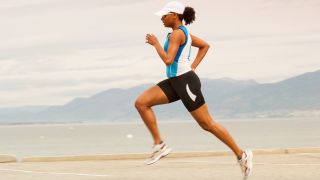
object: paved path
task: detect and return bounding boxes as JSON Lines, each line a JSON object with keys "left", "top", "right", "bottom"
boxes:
{"left": 1, "top": 150, "right": 320, "bottom": 180}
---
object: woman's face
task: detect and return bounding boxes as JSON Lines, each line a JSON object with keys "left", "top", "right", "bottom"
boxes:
{"left": 161, "top": 13, "right": 175, "bottom": 27}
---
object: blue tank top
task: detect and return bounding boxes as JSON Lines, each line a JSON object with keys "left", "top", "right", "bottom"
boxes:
{"left": 164, "top": 26, "right": 192, "bottom": 78}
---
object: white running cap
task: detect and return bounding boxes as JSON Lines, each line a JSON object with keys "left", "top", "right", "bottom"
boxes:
{"left": 155, "top": 1, "right": 185, "bottom": 16}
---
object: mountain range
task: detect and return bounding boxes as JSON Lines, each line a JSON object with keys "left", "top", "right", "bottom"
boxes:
{"left": 0, "top": 70, "right": 319, "bottom": 124}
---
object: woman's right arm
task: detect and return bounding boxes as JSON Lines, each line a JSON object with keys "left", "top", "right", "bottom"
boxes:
{"left": 146, "top": 30, "right": 183, "bottom": 66}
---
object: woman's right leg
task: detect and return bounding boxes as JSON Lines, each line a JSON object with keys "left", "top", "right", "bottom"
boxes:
{"left": 134, "top": 85, "right": 169, "bottom": 145}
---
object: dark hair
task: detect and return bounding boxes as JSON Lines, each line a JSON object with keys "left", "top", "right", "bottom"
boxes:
{"left": 178, "top": 6, "right": 195, "bottom": 25}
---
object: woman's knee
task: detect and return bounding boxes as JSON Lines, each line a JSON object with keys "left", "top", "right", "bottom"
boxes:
{"left": 198, "top": 120, "right": 214, "bottom": 132}
{"left": 134, "top": 96, "right": 148, "bottom": 110}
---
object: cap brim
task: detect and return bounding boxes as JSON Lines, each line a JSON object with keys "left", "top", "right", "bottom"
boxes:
{"left": 155, "top": 9, "right": 169, "bottom": 16}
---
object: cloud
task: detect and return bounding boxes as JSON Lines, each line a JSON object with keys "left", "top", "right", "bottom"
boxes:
{"left": 0, "top": 0, "right": 154, "bottom": 61}
{"left": 0, "top": 0, "right": 320, "bottom": 107}
{"left": 0, "top": 0, "right": 55, "bottom": 9}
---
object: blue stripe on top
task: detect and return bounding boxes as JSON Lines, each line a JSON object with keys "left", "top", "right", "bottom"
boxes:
{"left": 164, "top": 26, "right": 189, "bottom": 78}
{"left": 163, "top": 33, "right": 171, "bottom": 52}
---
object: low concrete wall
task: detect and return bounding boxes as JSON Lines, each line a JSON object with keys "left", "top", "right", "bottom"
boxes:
{"left": 0, "top": 155, "right": 17, "bottom": 163}
{"left": 20, "top": 147, "right": 320, "bottom": 163}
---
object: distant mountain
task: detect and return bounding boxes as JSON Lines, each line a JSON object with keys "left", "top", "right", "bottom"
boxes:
{"left": 0, "top": 70, "right": 319, "bottom": 124}
{"left": 0, "top": 106, "right": 49, "bottom": 124}
{"left": 206, "top": 70, "right": 320, "bottom": 117}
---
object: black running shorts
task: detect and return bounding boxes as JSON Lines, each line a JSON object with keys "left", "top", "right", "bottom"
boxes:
{"left": 157, "top": 71, "right": 205, "bottom": 112}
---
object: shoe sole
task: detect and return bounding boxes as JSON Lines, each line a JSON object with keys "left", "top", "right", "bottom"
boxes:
{"left": 145, "top": 148, "right": 171, "bottom": 165}
{"left": 244, "top": 150, "right": 253, "bottom": 179}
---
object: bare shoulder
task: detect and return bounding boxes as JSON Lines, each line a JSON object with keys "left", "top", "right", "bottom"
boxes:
{"left": 170, "top": 29, "right": 185, "bottom": 44}
{"left": 172, "top": 28, "right": 185, "bottom": 38}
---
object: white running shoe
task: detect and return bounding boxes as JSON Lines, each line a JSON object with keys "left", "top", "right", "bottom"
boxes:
{"left": 145, "top": 142, "right": 171, "bottom": 165}
{"left": 238, "top": 150, "right": 253, "bottom": 179}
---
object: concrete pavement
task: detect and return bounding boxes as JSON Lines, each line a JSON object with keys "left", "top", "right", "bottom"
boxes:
{"left": 1, "top": 148, "right": 320, "bottom": 180}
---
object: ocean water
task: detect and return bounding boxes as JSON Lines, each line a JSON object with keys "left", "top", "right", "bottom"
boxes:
{"left": 0, "top": 118, "right": 319, "bottom": 159}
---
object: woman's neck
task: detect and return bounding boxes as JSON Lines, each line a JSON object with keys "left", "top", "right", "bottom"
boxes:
{"left": 172, "top": 22, "right": 183, "bottom": 30}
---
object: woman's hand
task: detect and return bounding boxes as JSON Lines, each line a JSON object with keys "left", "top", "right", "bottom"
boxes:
{"left": 145, "top": 34, "right": 159, "bottom": 46}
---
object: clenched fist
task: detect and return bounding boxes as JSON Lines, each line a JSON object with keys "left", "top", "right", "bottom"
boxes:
{"left": 145, "top": 34, "right": 159, "bottom": 46}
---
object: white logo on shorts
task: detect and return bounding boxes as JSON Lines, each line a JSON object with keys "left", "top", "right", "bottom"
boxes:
{"left": 186, "top": 84, "right": 197, "bottom": 102}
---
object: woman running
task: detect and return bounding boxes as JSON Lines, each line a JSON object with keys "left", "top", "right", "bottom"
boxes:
{"left": 134, "top": 1, "right": 253, "bottom": 178}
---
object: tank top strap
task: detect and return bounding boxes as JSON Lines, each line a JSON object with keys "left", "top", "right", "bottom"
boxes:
{"left": 178, "top": 26, "right": 189, "bottom": 47}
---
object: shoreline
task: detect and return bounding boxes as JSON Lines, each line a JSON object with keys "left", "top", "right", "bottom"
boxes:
{"left": 0, "top": 117, "right": 318, "bottom": 127}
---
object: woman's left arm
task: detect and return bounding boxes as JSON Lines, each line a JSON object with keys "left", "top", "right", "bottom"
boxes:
{"left": 190, "top": 34, "right": 210, "bottom": 70}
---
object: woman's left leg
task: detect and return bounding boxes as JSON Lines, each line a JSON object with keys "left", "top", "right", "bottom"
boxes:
{"left": 190, "top": 104, "right": 243, "bottom": 158}
{"left": 173, "top": 71, "right": 252, "bottom": 177}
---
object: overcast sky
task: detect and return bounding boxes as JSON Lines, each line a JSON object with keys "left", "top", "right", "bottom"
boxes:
{"left": 1, "top": 0, "right": 320, "bottom": 107}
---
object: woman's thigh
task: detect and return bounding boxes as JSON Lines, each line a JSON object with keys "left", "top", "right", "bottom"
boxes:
{"left": 136, "top": 85, "right": 170, "bottom": 107}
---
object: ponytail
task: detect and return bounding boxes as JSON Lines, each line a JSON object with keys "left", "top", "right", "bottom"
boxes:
{"left": 178, "top": 6, "right": 196, "bottom": 25}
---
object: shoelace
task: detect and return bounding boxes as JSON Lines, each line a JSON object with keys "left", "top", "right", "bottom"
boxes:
{"left": 150, "top": 144, "right": 165, "bottom": 158}
{"left": 238, "top": 153, "right": 249, "bottom": 169}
